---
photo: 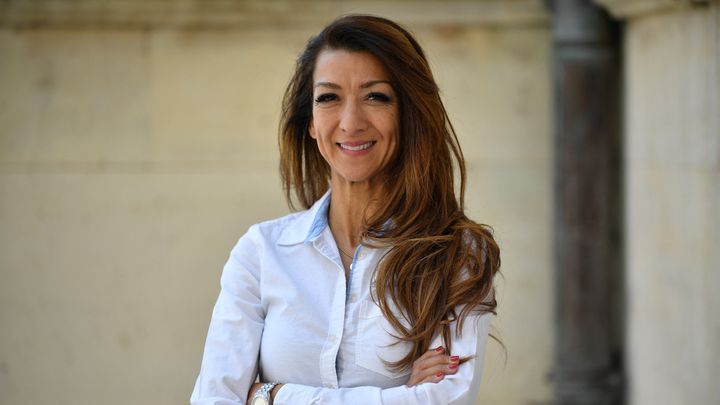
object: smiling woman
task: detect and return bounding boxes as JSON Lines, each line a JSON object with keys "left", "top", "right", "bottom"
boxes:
{"left": 191, "top": 14, "right": 501, "bottom": 405}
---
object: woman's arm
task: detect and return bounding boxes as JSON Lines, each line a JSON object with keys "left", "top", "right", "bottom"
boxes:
{"left": 191, "top": 226, "right": 265, "bottom": 405}
{"left": 271, "top": 312, "right": 492, "bottom": 405}
{"left": 247, "top": 345, "right": 461, "bottom": 401}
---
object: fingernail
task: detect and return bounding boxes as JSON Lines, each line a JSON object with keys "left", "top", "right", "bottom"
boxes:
{"left": 435, "top": 346, "right": 444, "bottom": 352}
{"left": 450, "top": 356, "right": 459, "bottom": 362}
{"left": 449, "top": 364, "right": 458, "bottom": 370}
{"left": 436, "top": 372, "right": 444, "bottom": 377}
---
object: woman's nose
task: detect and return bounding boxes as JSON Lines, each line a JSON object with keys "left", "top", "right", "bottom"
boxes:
{"left": 339, "top": 102, "right": 368, "bottom": 135}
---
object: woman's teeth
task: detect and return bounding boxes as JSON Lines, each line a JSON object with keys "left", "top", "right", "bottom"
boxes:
{"left": 339, "top": 141, "right": 374, "bottom": 151}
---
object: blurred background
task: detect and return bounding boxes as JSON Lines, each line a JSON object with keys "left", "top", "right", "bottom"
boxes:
{"left": 0, "top": 1, "right": 717, "bottom": 404}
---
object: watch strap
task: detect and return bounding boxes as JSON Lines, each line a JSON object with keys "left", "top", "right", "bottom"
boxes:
{"left": 253, "top": 382, "right": 278, "bottom": 404}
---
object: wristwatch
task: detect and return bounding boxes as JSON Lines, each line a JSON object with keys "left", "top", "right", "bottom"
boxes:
{"left": 251, "top": 382, "right": 278, "bottom": 405}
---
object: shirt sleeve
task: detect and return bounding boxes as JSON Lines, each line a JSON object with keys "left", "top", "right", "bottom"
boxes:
{"left": 191, "top": 225, "right": 265, "bottom": 405}
{"left": 273, "top": 312, "right": 492, "bottom": 405}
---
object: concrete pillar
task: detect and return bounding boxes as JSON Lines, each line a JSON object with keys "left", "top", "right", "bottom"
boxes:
{"left": 548, "top": 0, "right": 624, "bottom": 403}
{"left": 596, "top": 1, "right": 720, "bottom": 404}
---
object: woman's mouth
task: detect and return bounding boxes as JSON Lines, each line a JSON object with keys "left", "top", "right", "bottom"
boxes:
{"left": 338, "top": 141, "right": 376, "bottom": 151}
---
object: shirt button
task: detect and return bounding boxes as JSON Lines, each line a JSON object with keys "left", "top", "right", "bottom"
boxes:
{"left": 357, "top": 250, "right": 367, "bottom": 259}
{"left": 349, "top": 294, "right": 357, "bottom": 303}
{"left": 329, "top": 335, "right": 338, "bottom": 344}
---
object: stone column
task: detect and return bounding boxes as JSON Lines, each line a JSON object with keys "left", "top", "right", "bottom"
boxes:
{"left": 595, "top": 1, "right": 720, "bottom": 405}
{"left": 548, "top": 0, "right": 624, "bottom": 403}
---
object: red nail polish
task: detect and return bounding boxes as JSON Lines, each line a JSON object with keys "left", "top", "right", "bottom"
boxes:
{"left": 435, "top": 346, "right": 444, "bottom": 352}
{"left": 450, "top": 356, "right": 459, "bottom": 362}
{"left": 449, "top": 364, "right": 458, "bottom": 369}
{"left": 436, "top": 372, "right": 443, "bottom": 377}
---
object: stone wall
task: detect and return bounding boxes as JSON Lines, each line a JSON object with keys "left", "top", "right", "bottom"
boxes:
{"left": 0, "top": 1, "right": 554, "bottom": 404}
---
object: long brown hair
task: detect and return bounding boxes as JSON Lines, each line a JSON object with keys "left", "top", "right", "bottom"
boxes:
{"left": 279, "top": 15, "right": 501, "bottom": 371}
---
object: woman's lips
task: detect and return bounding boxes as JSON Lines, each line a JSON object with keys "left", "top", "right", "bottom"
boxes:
{"left": 338, "top": 141, "right": 376, "bottom": 152}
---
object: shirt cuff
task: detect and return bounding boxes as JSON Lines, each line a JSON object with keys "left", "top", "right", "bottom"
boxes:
{"left": 273, "top": 383, "right": 317, "bottom": 405}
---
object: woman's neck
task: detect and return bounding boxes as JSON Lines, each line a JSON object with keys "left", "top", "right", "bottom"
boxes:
{"left": 328, "top": 177, "right": 383, "bottom": 251}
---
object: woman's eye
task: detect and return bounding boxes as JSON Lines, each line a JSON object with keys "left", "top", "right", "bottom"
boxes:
{"left": 314, "top": 93, "right": 338, "bottom": 103}
{"left": 367, "top": 92, "right": 391, "bottom": 103}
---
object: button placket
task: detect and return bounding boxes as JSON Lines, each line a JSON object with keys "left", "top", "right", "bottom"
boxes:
{"left": 312, "top": 234, "right": 348, "bottom": 389}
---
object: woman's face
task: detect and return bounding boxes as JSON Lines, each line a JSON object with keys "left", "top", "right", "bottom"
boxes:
{"left": 309, "top": 49, "right": 398, "bottom": 187}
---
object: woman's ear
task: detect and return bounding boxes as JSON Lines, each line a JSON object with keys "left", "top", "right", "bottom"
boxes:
{"left": 308, "top": 121, "right": 317, "bottom": 139}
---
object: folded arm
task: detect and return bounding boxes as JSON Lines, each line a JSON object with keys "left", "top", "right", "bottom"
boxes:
{"left": 272, "top": 312, "right": 492, "bottom": 405}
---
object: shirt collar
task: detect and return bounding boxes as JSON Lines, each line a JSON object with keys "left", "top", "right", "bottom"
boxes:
{"left": 277, "top": 190, "right": 331, "bottom": 246}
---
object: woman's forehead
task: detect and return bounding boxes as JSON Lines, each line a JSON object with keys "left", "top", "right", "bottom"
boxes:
{"left": 313, "top": 49, "right": 391, "bottom": 87}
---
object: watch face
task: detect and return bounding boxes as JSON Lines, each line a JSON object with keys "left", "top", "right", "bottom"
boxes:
{"left": 250, "top": 397, "right": 267, "bottom": 405}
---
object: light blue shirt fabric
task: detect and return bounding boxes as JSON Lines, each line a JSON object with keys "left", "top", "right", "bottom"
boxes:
{"left": 191, "top": 191, "right": 492, "bottom": 404}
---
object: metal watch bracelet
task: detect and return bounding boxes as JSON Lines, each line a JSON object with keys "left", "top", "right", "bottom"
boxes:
{"left": 252, "top": 382, "right": 278, "bottom": 405}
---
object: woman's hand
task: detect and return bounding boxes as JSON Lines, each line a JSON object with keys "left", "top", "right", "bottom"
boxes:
{"left": 405, "top": 346, "right": 460, "bottom": 387}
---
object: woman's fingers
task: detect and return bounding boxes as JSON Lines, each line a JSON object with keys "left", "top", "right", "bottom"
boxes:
{"left": 418, "top": 372, "right": 446, "bottom": 384}
{"left": 406, "top": 347, "right": 461, "bottom": 386}
{"left": 416, "top": 358, "right": 459, "bottom": 377}
{"left": 408, "top": 359, "right": 459, "bottom": 386}
{"left": 414, "top": 348, "right": 458, "bottom": 370}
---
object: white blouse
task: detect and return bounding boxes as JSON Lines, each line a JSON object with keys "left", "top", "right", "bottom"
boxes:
{"left": 191, "top": 192, "right": 492, "bottom": 405}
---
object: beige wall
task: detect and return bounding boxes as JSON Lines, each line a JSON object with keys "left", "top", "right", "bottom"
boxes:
{"left": 425, "top": 26, "right": 553, "bottom": 405}
{"left": 0, "top": 3, "right": 554, "bottom": 405}
{"left": 622, "top": 2, "right": 720, "bottom": 405}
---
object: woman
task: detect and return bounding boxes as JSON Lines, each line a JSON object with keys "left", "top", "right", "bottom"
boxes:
{"left": 191, "top": 15, "right": 500, "bottom": 405}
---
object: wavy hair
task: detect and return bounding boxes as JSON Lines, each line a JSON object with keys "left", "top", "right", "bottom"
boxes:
{"left": 279, "top": 15, "right": 501, "bottom": 371}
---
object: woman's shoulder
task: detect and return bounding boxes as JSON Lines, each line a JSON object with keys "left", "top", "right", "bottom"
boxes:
{"left": 237, "top": 206, "right": 318, "bottom": 248}
{"left": 242, "top": 192, "right": 331, "bottom": 246}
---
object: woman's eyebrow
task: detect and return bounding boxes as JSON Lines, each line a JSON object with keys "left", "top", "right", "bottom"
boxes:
{"left": 314, "top": 80, "right": 391, "bottom": 89}
{"left": 314, "top": 82, "right": 341, "bottom": 89}
{"left": 361, "top": 80, "right": 391, "bottom": 88}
